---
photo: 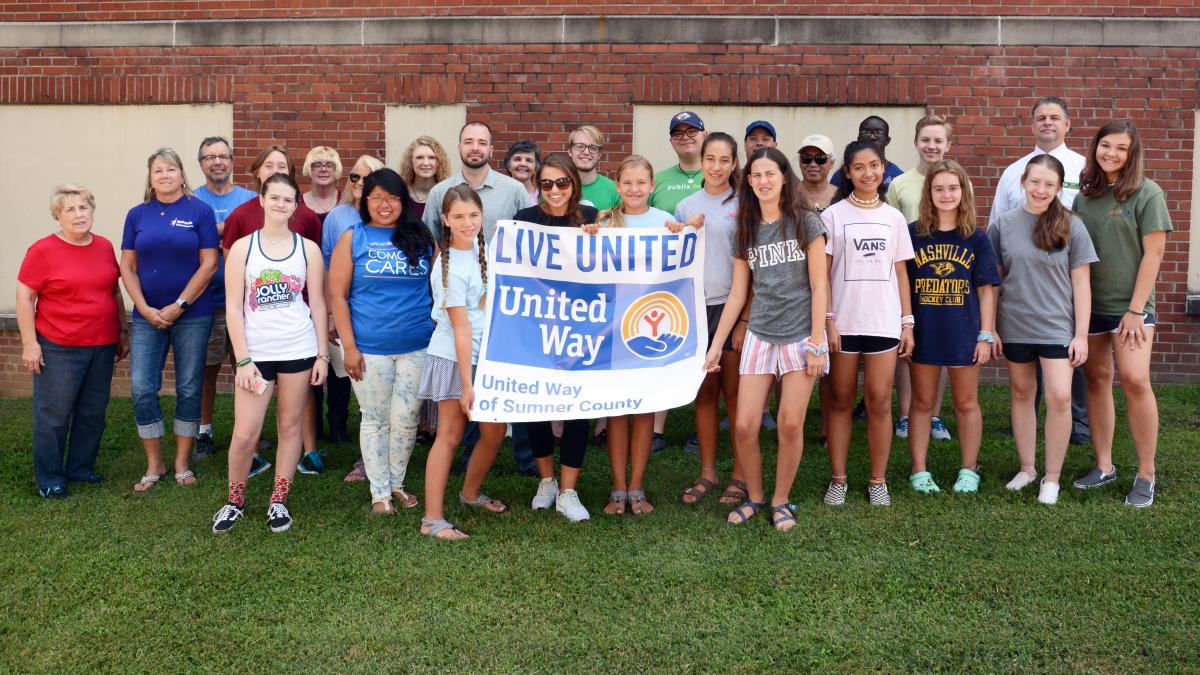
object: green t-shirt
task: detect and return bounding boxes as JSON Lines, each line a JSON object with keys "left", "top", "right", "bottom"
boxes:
{"left": 581, "top": 174, "right": 620, "bottom": 211}
{"left": 888, "top": 168, "right": 925, "bottom": 223}
{"left": 1072, "top": 178, "right": 1172, "bottom": 315}
{"left": 649, "top": 164, "right": 703, "bottom": 215}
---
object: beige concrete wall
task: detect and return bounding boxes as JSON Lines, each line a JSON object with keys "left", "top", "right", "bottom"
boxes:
{"left": 632, "top": 105, "right": 925, "bottom": 181}
{"left": 384, "top": 104, "right": 466, "bottom": 175}
{"left": 2, "top": 104, "right": 234, "bottom": 313}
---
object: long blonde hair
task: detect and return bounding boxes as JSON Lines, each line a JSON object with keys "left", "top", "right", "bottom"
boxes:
{"left": 439, "top": 185, "right": 488, "bottom": 311}
{"left": 399, "top": 136, "right": 451, "bottom": 187}
{"left": 598, "top": 155, "right": 655, "bottom": 228}
{"left": 142, "top": 148, "right": 194, "bottom": 203}
{"left": 915, "top": 159, "right": 977, "bottom": 239}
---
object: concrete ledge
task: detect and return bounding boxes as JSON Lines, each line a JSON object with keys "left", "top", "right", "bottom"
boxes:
{"left": 1, "top": 16, "right": 1200, "bottom": 49}
{"left": 779, "top": 17, "right": 998, "bottom": 46}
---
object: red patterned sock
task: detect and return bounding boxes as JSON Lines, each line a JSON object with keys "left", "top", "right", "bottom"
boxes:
{"left": 227, "top": 481, "right": 246, "bottom": 508}
{"left": 270, "top": 475, "right": 293, "bottom": 504}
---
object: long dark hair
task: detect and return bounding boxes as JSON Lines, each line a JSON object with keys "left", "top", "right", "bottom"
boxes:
{"left": 1079, "top": 119, "right": 1144, "bottom": 202}
{"left": 699, "top": 132, "right": 741, "bottom": 204}
{"left": 1022, "top": 154, "right": 1071, "bottom": 252}
{"left": 833, "top": 140, "right": 889, "bottom": 204}
{"left": 735, "top": 147, "right": 806, "bottom": 258}
{"left": 438, "top": 185, "right": 488, "bottom": 311}
{"left": 537, "top": 153, "right": 586, "bottom": 226}
{"left": 358, "top": 168, "right": 433, "bottom": 266}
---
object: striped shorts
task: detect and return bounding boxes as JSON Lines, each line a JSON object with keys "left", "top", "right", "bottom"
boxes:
{"left": 738, "top": 329, "right": 828, "bottom": 377}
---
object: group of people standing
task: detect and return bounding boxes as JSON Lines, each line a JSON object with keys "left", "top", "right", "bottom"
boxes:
{"left": 17, "top": 96, "right": 1171, "bottom": 538}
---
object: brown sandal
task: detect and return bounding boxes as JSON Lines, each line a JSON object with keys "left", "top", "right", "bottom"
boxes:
{"left": 681, "top": 477, "right": 719, "bottom": 504}
{"left": 392, "top": 489, "right": 420, "bottom": 509}
{"left": 718, "top": 479, "right": 748, "bottom": 505}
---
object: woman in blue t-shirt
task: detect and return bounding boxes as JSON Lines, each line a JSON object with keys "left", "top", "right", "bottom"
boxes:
{"left": 120, "top": 148, "right": 219, "bottom": 492}
{"left": 904, "top": 160, "right": 999, "bottom": 495}
{"left": 329, "top": 169, "right": 435, "bottom": 514}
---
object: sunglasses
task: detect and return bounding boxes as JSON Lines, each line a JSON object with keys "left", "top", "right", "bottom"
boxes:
{"left": 348, "top": 172, "right": 362, "bottom": 183}
{"left": 538, "top": 177, "right": 573, "bottom": 191}
{"left": 799, "top": 154, "right": 829, "bottom": 166}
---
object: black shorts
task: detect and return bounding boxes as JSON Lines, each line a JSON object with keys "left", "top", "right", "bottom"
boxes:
{"left": 706, "top": 304, "right": 735, "bottom": 352}
{"left": 1002, "top": 342, "right": 1069, "bottom": 363}
{"left": 1088, "top": 312, "right": 1156, "bottom": 336}
{"left": 257, "top": 356, "right": 316, "bottom": 381}
{"left": 838, "top": 334, "right": 899, "bottom": 355}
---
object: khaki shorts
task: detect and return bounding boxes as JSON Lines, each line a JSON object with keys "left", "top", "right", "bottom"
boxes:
{"left": 205, "top": 311, "right": 232, "bottom": 367}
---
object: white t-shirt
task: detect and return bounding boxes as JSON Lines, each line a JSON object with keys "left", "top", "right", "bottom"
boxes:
{"left": 611, "top": 207, "right": 674, "bottom": 229}
{"left": 822, "top": 200, "right": 915, "bottom": 339}
{"left": 988, "top": 143, "right": 1086, "bottom": 227}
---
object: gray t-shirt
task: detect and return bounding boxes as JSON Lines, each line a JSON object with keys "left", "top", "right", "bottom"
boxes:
{"left": 674, "top": 187, "right": 738, "bottom": 306}
{"left": 742, "top": 212, "right": 827, "bottom": 344}
{"left": 988, "top": 207, "right": 1098, "bottom": 345}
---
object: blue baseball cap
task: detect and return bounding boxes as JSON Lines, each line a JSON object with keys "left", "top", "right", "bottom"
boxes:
{"left": 669, "top": 111, "right": 705, "bottom": 133}
{"left": 745, "top": 120, "right": 777, "bottom": 139}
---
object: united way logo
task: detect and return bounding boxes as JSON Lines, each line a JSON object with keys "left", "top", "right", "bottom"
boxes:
{"left": 620, "top": 291, "right": 688, "bottom": 360}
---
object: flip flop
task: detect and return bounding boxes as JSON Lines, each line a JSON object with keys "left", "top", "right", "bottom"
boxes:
{"left": 604, "top": 489, "right": 627, "bottom": 515}
{"left": 681, "top": 477, "right": 719, "bottom": 505}
{"left": 174, "top": 470, "right": 197, "bottom": 486}
{"left": 420, "top": 518, "right": 468, "bottom": 540}
{"left": 343, "top": 459, "right": 367, "bottom": 482}
{"left": 392, "top": 489, "right": 420, "bottom": 509}
{"left": 459, "top": 492, "right": 509, "bottom": 513}
{"left": 628, "top": 489, "right": 654, "bottom": 515}
{"left": 133, "top": 473, "right": 167, "bottom": 493}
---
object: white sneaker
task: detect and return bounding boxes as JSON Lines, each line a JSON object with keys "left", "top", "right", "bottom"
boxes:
{"left": 555, "top": 488, "right": 590, "bottom": 522}
{"left": 1006, "top": 471, "right": 1037, "bottom": 491}
{"left": 1037, "top": 479, "right": 1060, "bottom": 505}
{"left": 531, "top": 477, "right": 558, "bottom": 510}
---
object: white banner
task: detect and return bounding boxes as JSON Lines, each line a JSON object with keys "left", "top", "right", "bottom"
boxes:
{"left": 471, "top": 220, "right": 707, "bottom": 423}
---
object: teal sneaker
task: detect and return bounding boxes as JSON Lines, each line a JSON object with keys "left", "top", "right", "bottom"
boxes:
{"left": 297, "top": 450, "right": 326, "bottom": 475}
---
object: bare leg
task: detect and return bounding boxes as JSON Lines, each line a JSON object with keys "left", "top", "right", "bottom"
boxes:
{"left": 273, "top": 370, "right": 312, "bottom": 481}
{"left": 1115, "top": 329, "right": 1158, "bottom": 480}
{"left": 772, "top": 369, "right": 817, "bottom": 507}
{"left": 862, "top": 349, "right": 899, "bottom": 483}
{"left": 947, "top": 365, "right": 982, "bottom": 470}
{"left": 727, "top": 373, "right": 771, "bottom": 522}
{"left": 606, "top": 415, "right": 629, "bottom": 491}
{"left": 1039, "top": 358, "right": 1074, "bottom": 483}
{"left": 628, "top": 412, "right": 655, "bottom": 511}
{"left": 1008, "top": 361, "right": 1039, "bottom": 478}
{"left": 1083, "top": 334, "right": 1117, "bottom": 474}
{"left": 825, "top": 352, "right": 860, "bottom": 483}
{"left": 423, "top": 400, "right": 467, "bottom": 523}
{"left": 896, "top": 359, "right": 912, "bottom": 418}
{"left": 227, "top": 380, "right": 275, "bottom": 483}
{"left": 907, "top": 362, "right": 940, "bottom": 474}
{"left": 462, "top": 422, "right": 508, "bottom": 505}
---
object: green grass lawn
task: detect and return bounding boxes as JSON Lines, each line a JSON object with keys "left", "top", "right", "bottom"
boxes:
{"left": 1, "top": 384, "right": 1197, "bottom": 673}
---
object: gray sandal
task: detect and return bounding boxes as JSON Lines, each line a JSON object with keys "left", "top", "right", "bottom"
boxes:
{"left": 420, "top": 518, "right": 467, "bottom": 539}
{"left": 459, "top": 492, "right": 509, "bottom": 513}
{"left": 628, "top": 489, "right": 653, "bottom": 515}
{"left": 605, "top": 489, "right": 627, "bottom": 515}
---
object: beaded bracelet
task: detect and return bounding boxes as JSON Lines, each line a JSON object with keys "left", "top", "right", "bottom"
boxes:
{"left": 803, "top": 342, "right": 830, "bottom": 356}
{"left": 976, "top": 331, "right": 995, "bottom": 344}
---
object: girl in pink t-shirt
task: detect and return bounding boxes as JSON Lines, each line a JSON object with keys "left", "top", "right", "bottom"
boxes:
{"left": 820, "top": 140, "right": 915, "bottom": 507}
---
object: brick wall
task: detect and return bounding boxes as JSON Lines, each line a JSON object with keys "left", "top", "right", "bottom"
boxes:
{"left": 2, "top": 13, "right": 1197, "bottom": 388}
{"left": 2, "top": 1, "right": 1198, "bottom": 20}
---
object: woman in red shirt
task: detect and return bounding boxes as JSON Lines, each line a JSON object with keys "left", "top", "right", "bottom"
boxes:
{"left": 17, "top": 184, "right": 129, "bottom": 499}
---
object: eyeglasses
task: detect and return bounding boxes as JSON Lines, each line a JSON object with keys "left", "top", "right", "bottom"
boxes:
{"left": 200, "top": 154, "right": 231, "bottom": 163}
{"left": 367, "top": 194, "right": 401, "bottom": 205}
{"left": 571, "top": 143, "right": 601, "bottom": 155}
{"left": 311, "top": 161, "right": 337, "bottom": 171}
{"left": 670, "top": 128, "right": 702, "bottom": 140}
{"left": 348, "top": 172, "right": 363, "bottom": 183}
{"left": 858, "top": 129, "right": 886, "bottom": 139}
{"left": 538, "top": 177, "right": 573, "bottom": 191}
{"left": 799, "top": 154, "right": 829, "bottom": 166}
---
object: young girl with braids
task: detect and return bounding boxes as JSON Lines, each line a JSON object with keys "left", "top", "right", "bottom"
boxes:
{"left": 417, "top": 185, "right": 509, "bottom": 540}
{"left": 582, "top": 155, "right": 693, "bottom": 517}
{"left": 513, "top": 153, "right": 600, "bottom": 522}
{"left": 989, "top": 153, "right": 1097, "bottom": 505}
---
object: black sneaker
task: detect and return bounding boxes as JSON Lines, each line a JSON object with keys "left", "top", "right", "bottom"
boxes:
{"left": 211, "top": 502, "right": 244, "bottom": 533}
{"left": 192, "top": 431, "right": 216, "bottom": 460}
{"left": 1069, "top": 432, "right": 1091, "bottom": 446}
{"left": 297, "top": 450, "right": 326, "bottom": 475}
{"left": 1072, "top": 466, "right": 1117, "bottom": 490}
{"left": 39, "top": 484, "right": 68, "bottom": 500}
{"left": 650, "top": 433, "right": 668, "bottom": 454}
{"left": 247, "top": 454, "right": 272, "bottom": 479}
{"left": 267, "top": 502, "right": 293, "bottom": 532}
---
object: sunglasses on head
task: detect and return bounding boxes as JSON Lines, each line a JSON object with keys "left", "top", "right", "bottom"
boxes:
{"left": 538, "top": 177, "right": 573, "bottom": 190}
{"left": 799, "top": 154, "right": 829, "bottom": 166}
{"left": 348, "top": 172, "right": 362, "bottom": 183}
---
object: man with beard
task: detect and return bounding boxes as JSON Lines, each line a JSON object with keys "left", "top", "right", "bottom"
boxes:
{"left": 423, "top": 121, "right": 529, "bottom": 243}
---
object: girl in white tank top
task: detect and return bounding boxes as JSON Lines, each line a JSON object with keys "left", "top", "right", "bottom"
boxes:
{"left": 211, "top": 174, "right": 329, "bottom": 535}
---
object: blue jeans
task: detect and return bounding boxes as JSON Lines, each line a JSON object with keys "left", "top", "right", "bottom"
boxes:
{"left": 460, "top": 422, "right": 535, "bottom": 471}
{"left": 32, "top": 337, "right": 116, "bottom": 491}
{"left": 130, "top": 314, "right": 212, "bottom": 439}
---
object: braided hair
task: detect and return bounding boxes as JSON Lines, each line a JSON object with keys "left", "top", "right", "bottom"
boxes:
{"left": 439, "top": 185, "right": 488, "bottom": 311}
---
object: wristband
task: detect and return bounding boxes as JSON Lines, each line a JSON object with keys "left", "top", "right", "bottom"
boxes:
{"left": 1126, "top": 308, "right": 1146, "bottom": 316}
{"left": 900, "top": 314, "right": 915, "bottom": 327}
{"left": 236, "top": 357, "right": 253, "bottom": 368}
{"left": 317, "top": 353, "right": 331, "bottom": 363}
{"left": 825, "top": 312, "right": 836, "bottom": 322}
{"left": 736, "top": 318, "right": 748, "bottom": 324}
{"left": 977, "top": 331, "right": 995, "bottom": 344}
{"left": 803, "top": 341, "right": 830, "bottom": 356}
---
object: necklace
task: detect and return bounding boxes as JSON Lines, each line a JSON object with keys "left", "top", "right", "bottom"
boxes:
{"left": 680, "top": 167, "right": 702, "bottom": 186}
{"left": 263, "top": 229, "right": 291, "bottom": 245}
{"left": 848, "top": 192, "right": 881, "bottom": 208}
{"left": 156, "top": 196, "right": 183, "bottom": 217}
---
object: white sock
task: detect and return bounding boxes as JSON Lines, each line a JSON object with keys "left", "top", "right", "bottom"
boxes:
{"left": 199, "top": 424, "right": 213, "bottom": 436}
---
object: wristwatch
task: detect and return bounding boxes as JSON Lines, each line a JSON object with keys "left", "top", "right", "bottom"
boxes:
{"left": 176, "top": 297, "right": 191, "bottom": 311}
